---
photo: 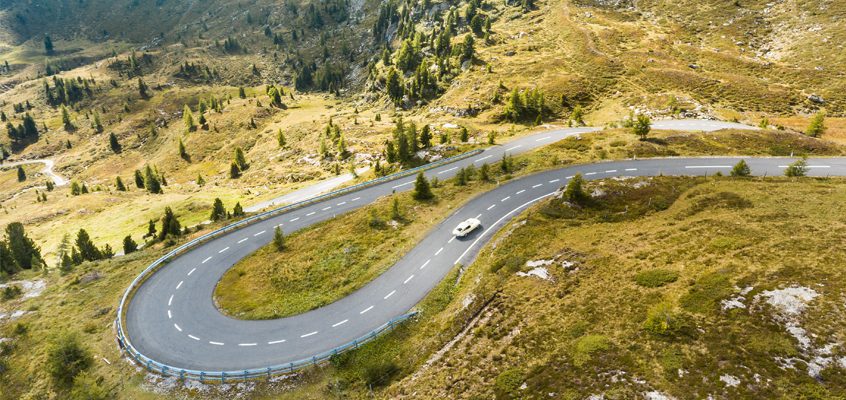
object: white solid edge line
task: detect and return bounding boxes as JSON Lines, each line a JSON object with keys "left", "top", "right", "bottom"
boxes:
{"left": 254, "top": 230, "right": 266, "bottom": 236}
{"left": 176, "top": 281, "right": 183, "bottom": 290}
{"left": 202, "top": 256, "right": 212, "bottom": 264}
{"left": 174, "top": 323, "right": 182, "bottom": 332}
{"left": 301, "top": 331, "right": 318, "bottom": 338}
{"left": 360, "top": 306, "right": 374, "bottom": 314}
{"left": 238, "top": 343, "right": 258, "bottom": 347}
{"left": 187, "top": 267, "right": 196, "bottom": 276}
{"left": 209, "top": 341, "right": 224, "bottom": 346}
{"left": 404, "top": 275, "right": 415, "bottom": 284}
{"left": 332, "top": 319, "right": 349, "bottom": 327}
{"left": 384, "top": 290, "right": 396, "bottom": 299}
{"left": 188, "top": 335, "right": 200, "bottom": 341}
{"left": 268, "top": 340, "right": 286, "bottom": 345}
{"left": 454, "top": 193, "right": 555, "bottom": 265}
{"left": 218, "top": 247, "right": 229, "bottom": 253}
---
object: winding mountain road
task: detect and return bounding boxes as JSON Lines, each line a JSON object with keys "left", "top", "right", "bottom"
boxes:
{"left": 123, "top": 119, "right": 841, "bottom": 374}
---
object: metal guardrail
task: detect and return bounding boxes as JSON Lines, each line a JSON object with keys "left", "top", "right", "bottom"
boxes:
{"left": 114, "top": 149, "right": 483, "bottom": 381}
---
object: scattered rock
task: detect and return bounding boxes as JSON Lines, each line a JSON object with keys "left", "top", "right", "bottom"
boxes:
{"left": 0, "top": 279, "right": 46, "bottom": 299}
{"left": 80, "top": 271, "right": 102, "bottom": 284}
{"left": 808, "top": 94, "right": 825, "bottom": 104}
{"left": 644, "top": 391, "right": 675, "bottom": 400}
{"left": 516, "top": 267, "right": 550, "bottom": 280}
{"left": 719, "top": 374, "right": 740, "bottom": 387}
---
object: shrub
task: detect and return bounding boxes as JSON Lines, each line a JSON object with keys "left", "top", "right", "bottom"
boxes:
{"left": 572, "top": 334, "right": 611, "bottom": 366}
{"left": 494, "top": 368, "right": 524, "bottom": 399}
{"left": 70, "top": 372, "right": 110, "bottom": 400}
{"left": 643, "top": 303, "right": 689, "bottom": 337}
{"left": 784, "top": 158, "right": 808, "bottom": 177}
{"left": 634, "top": 269, "right": 679, "bottom": 288}
{"left": 679, "top": 272, "right": 733, "bottom": 314}
{"left": 46, "top": 332, "right": 92, "bottom": 386}
{"left": 730, "top": 160, "right": 751, "bottom": 177}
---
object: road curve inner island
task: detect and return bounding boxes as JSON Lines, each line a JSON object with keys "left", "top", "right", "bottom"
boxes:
{"left": 123, "top": 120, "right": 839, "bottom": 373}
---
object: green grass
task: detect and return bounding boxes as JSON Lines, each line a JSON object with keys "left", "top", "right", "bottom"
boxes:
{"left": 634, "top": 269, "right": 679, "bottom": 288}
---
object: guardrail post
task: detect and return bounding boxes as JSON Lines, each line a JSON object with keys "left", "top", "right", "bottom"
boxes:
{"left": 312, "top": 356, "right": 317, "bottom": 365}
{"left": 200, "top": 372, "right": 205, "bottom": 383}
{"left": 353, "top": 339, "right": 358, "bottom": 349}
{"left": 146, "top": 360, "right": 151, "bottom": 372}
{"left": 179, "top": 370, "right": 185, "bottom": 381}
{"left": 289, "top": 362, "right": 294, "bottom": 373}
{"left": 244, "top": 370, "right": 248, "bottom": 382}
{"left": 221, "top": 371, "right": 226, "bottom": 384}
{"left": 266, "top": 367, "right": 271, "bottom": 379}
{"left": 162, "top": 365, "right": 168, "bottom": 376}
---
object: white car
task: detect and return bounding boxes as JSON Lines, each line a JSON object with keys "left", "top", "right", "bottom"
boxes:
{"left": 452, "top": 218, "right": 481, "bottom": 237}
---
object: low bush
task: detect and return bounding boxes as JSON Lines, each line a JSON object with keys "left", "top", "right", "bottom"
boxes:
{"left": 634, "top": 269, "right": 679, "bottom": 288}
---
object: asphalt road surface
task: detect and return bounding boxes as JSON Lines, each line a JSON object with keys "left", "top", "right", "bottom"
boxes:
{"left": 125, "top": 120, "right": 841, "bottom": 372}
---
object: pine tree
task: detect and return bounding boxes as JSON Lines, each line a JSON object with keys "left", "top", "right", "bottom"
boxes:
{"left": 229, "top": 161, "right": 241, "bottom": 178}
{"left": 462, "top": 34, "right": 475, "bottom": 62}
{"left": 145, "top": 219, "right": 157, "bottom": 239}
{"left": 44, "top": 34, "right": 54, "bottom": 55}
{"left": 632, "top": 114, "right": 651, "bottom": 140}
{"left": 455, "top": 167, "right": 467, "bottom": 186}
{"left": 61, "top": 106, "right": 74, "bottom": 131}
{"left": 138, "top": 78, "right": 149, "bottom": 98}
{"left": 806, "top": 112, "right": 826, "bottom": 138}
{"left": 75, "top": 229, "right": 103, "bottom": 262}
{"left": 6, "top": 222, "right": 41, "bottom": 270}
{"left": 109, "top": 132, "right": 121, "bottom": 153}
{"left": 16, "top": 165, "right": 25, "bottom": 182}
{"left": 123, "top": 235, "right": 138, "bottom": 254}
{"left": 92, "top": 112, "right": 103, "bottom": 133}
{"left": 460, "top": 126, "right": 469, "bottom": 142}
{"left": 234, "top": 147, "right": 248, "bottom": 170}
{"left": 563, "top": 174, "right": 588, "bottom": 206}
{"left": 420, "top": 124, "right": 432, "bottom": 148}
{"left": 196, "top": 174, "right": 205, "bottom": 186}
{"left": 115, "top": 176, "right": 127, "bottom": 191}
{"left": 386, "top": 68, "right": 404, "bottom": 104}
{"left": 232, "top": 202, "right": 244, "bottom": 217}
{"left": 144, "top": 165, "right": 162, "bottom": 194}
{"left": 784, "top": 158, "right": 808, "bottom": 177}
{"left": 273, "top": 226, "right": 285, "bottom": 251}
{"left": 413, "top": 172, "right": 434, "bottom": 200}
{"left": 479, "top": 162, "right": 490, "bottom": 181}
{"left": 134, "top": 169, "right": 145, "bottom": 188}
{"left": 158, "top": 207, "right": 182, "bottom": 241}
{"left": 210, "top": 198, "right": 226, "bottom": 221}
{"left": 178, "top": 138, "right": 189, "bottom": 161}
{"left": 183, "top": 104, "right": 195, "bottom": 132}
{"left": 730, "top": 160, "right": 751, "bottom": 177}
{"left": 238, "top": 87, "right": 247, "bottom": 99}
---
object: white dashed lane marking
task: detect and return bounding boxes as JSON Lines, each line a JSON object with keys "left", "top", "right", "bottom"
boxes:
{"left": 187, "top": 268, "right": 196, "bottom": 276}
{"left": 516, "top": 190, "right": 525, "bottom": 195}
{"left": 549, "top": 179, "right": 560, "bottom": 183}
{"left": 435, "top": 247, "right": 444, "bottom": 255}
{"left": 585, "top": 172, "right": 597, "bottom": 176}
{"left": 605, "top": 170, "right": 617, "bottom": 173}
{"left": 625, "top": 168, "right": 638, "bottom": 171}
{"left": 254, "top": 230, "right": 266, "bottom": 237}
{"left": 337, "top": 202, "right": 346, "bottom": 206}
{"left": 188, "top": 335, "right": 200, "bottom": 341}
{"left": 685, "top": 165, "right": 731, "bottom": 169}
{"left": 352, "top": 197, "right": 361, "bottom": 201}
{"left": 392, "top": 181, "right": 413, "bottom": 189}
{"left": 438, "top": 167, "right": 459, "bottom": 174}
{"left": 475, "top": 213, "right": 482, "bottom": 219}
{"left": 475, "top": 155, "right": 493, "bottom": 163}
{"left": 384, "top": 290, "right": 396, "bottom": 299}
{"left": 777, "top": 165, "right": 831, "bottom": 168}
{"left": 290, "top": 217, "right": 300, "bottom": 222}
{"left": 487, "top": 204, "right": 496, "bottom": 210}
{"left": 404, "top": 275, "right": 415, "bottom": 284}
{"left": 167, "top": 310, "right": 172, "bottom": 319}
{"left": 218, "top": 247, "right": 229, "bottom": 254}
{"left": 176, "top": 281, "right": 183, "bottom": 290}
{"left": 174, "top": 324, "right": 182, "bottom": 332}
{"left": 209, "top": 341, "right": 224, "bottom": 346}
{"left": 332, "top": 319, "right": 349, "bottom": 328}
{"left": 448, "top": 236, "right": 455, "bottom": 243}
{"left": 360, "top": 306, "right": 374, "bottom": 314}
{"left": 238, "top": 238, "right": 248, "bottom": 244}
{"left": 536, "top": 136, "right": 551, "bottom": 142}
{"left": 301, "top": 331, "right": 318, "bottom": 338}
{"left": 566, "top": 175, "right": 575, "bottom": 179}
{"left": 501, "top": 196, "right": 510, "bottom": 202}
{"left": 322, "top": 206, "right": 332, "bottom": 211}
{"left": 268, "top": 340, "right": 286, "bottom": 345}
{"left": 420, "top": 259, "right": 430, "bottom": 270}
{"left": 506, "top": 145, "right": 522, "bottom": 151}
{"left": 202, "top": 257, "right": 212, "bottom": 264}
{"left": 168, "top": 295, "right": 173, "bottom": 306}
{"left": 532, "top": 184, "right": 543, "bottom": 188}
{"left": 238, "top": 343, "right": 257, "bottom": 347}
{"left": 306, "top": 212, "right": 316, "bottom": 216}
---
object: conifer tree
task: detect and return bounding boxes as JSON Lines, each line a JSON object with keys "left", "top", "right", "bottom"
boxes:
{"left": 123, "top": 235, "right": 138, "bottom": 254}
{"left": 183, "top": 104, "right": 195, "bottom": 132}
{"left": 92, "top": 112, "right": 103, "bottom": 133}
{"left": 109, "top": 132, "right": 121, "bottom": 153}
{"left": 115, "top": 176, "right": 127, "bottom": 191}
{"left": 420, "top": 124, "right": 432, "bottom": 148}
{"left": 238, "top": 87, "right": 247, "bottom": 99}
{"left": 158, "top": 207, "right": 182, "bottom": 241}
{"left": 210, "top": 198, "right": 226, "bottom": 221}
{"left": 730, "top": 160, "right": 751, "bottom": 177}
{"left": 234, "top": 147, "right": 248, "bottom": 170}
{"left": 196, "top": 174, "right": 205, "bottom": 186}
{"left": 232, "top": 202, "right": 244, "bottom": 217}
{"left": 144, "top": 165, "right": 162, "bottom": 194}
{"left": 229, "top": 161, "right": 241, "bottom": 178}
{"left": 6, "top": 222, "right": 41, "bottom": 270}
{"left": 563, "top": 174, "right": 588, "bottom": 206}
{"left": 413, "top": 172, "right": 434, "bottom": 200}
{"left": 16, "top": 165, "right": 25, "bottom": 182}
{"left": 273, "top": 226, "right": 285, "bottom": 251}
{"left": 178, "top": 138, "right": 189, "bottom": 161}
{"left": 44, "top": 34, "right": 54, "bottom": 55}
{"left": 75, "top": 229, "right": 102, "bottom": 262}
{"left": 134, "top": 169, "right": 145, "bottom": 188}
{"left": 138, "top": 78, "right": 149, "bottom": 98}
{"left": 277, "top": 129, "right": 286, "bottom": 147}
{"left": 460, "top": 126, "right": 469, "bottom": 142}
{"left": 61, "top": 105, "right": 74, "bottom": 131}
{"left": 806, "top": 112, "right": 826, "bottom": 138}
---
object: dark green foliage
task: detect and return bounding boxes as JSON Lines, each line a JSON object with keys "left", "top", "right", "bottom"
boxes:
{"left": 461, "top": 34, "right": 475, "bottom": 62}
{"left": 108, "top": 132, "right": 121, "bottom": 153}
{"left": 6, "top": 113, "right": 39, "bottom": 147}
{"left": 634, "top": 269, "right": 679, "bottom": 288}
{"left": 44, "top": 34, "right": 54, "bottom": 55}
{"left": 502, "top": 88, "right": 545, "bottom": 123}
{"left": 784, "top": 158, "right": 808, "bottom": 177}
{"left": 46, "top": 332, "right": 92, "bottom": 387}
{"left": 730, "top": 160, "right": 751, "bottom": 177}
{"left": 419, "top": 124, "right": 432, "bottom": 148}
{"left": 230, "top": 162, "right": 241, "bottom": 178}
{"left": 16, "top": 165, "right": 25, "bottom": 182}
{"left": 679, "top": 271, "right": 733, "bottom": 314}
{"left": 137, "top": 77, "right": 149, "bottom": 98}
{"left": 494, "top": 368, "right": 524, "bottom": 399}
{"left": 5, "top": 222, "right": 41, "bottom": 270}
{"left": 115, "top": 176, "right": 126, "bottom": 191}
{"left": 386, "top": 68, "right": 403, "bottom": 104}
{"left": 234, "top": 147, "right": 248, "bottom": 171}
{"left": 413, "top": 172, "right": 433, "bottom": 200}
{"left": 144, "top": 165, "right": 162, "bottom": 194}
{"left": 274, "top": 226, "right": 285, "bottom": 251}
{"left": 459, "top": 126, "right": 469, "bottom": 142}
{"left": 806, "top": 112, "right": 826, "bottom": 138}
{"left": 74, "top": 229, "right": 103, "bottom": 262}
{"left": 563, "top": 174, "right": 588, "bottom": 205}
{"left": 632, "top": 113, "right": 651, "bottom": 140}
{"left": 158, "top": 207, "right": 182, "bottom": 241}
{"left": 122, "top": 235, "right": 138, "bottom": 255}
{"left": 134, "top": 169, "right": 145, "bottom": 189}
{"left": 178, "top": 139, "right": 189, "bottom": 161}
{"left": 232, "top": 202, "right": 245, "bottom": 217}
{"left": 210, "top": 198, "right": 226, "bottom": 221}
